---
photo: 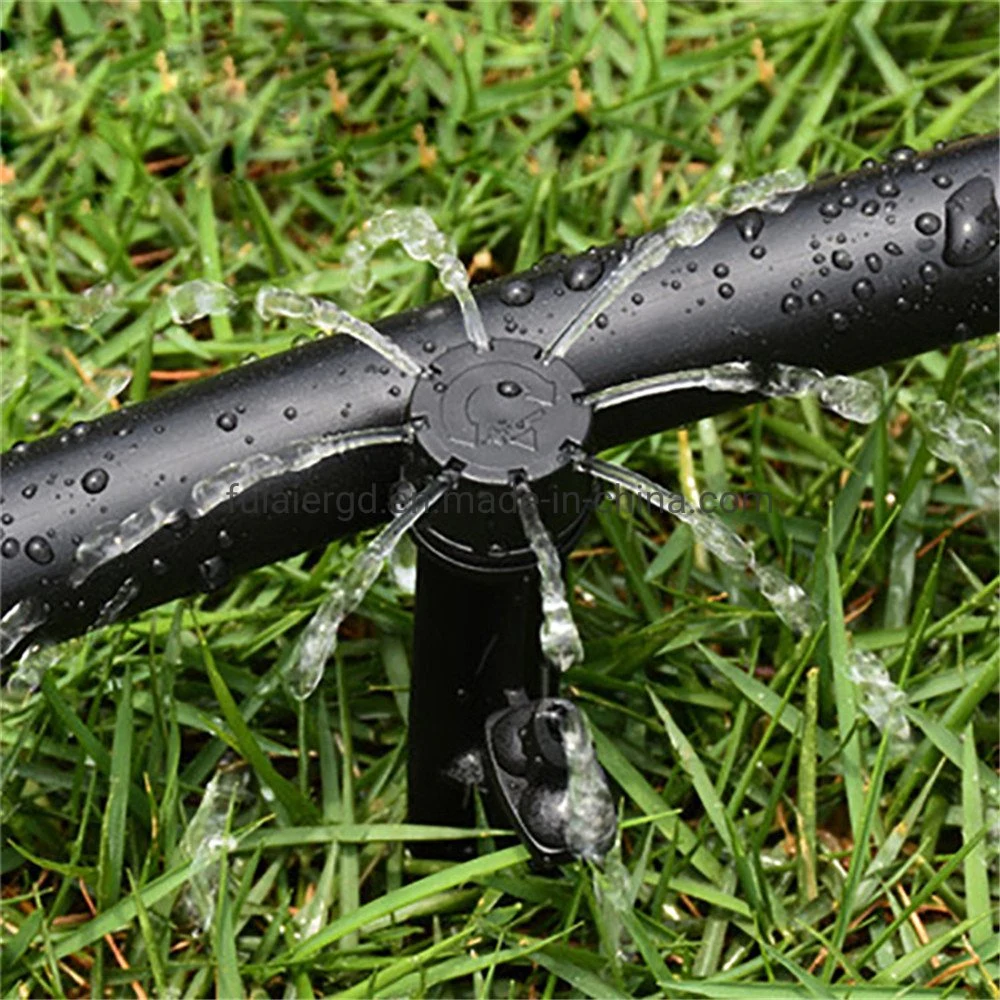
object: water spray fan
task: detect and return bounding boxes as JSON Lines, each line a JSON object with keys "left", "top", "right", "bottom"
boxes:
{"left": 2, "top": 134, "right": 998, "bottom": 864}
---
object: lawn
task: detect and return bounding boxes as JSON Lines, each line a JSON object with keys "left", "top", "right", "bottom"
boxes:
{"left": 1, "top": 1, "right": 998, "bottom": 996}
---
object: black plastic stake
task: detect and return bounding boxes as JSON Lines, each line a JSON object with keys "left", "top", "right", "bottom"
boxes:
{"left": 407, "top": 550, "right": 555, "bottom": 853}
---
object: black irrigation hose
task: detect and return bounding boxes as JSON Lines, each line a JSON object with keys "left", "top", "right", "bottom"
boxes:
{"left": 2, "top": 133, "right": 998, "bottom": 656}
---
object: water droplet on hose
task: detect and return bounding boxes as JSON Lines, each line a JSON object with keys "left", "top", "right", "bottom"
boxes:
{"left": 26, "top": 536, "right": 54, "bottom": 565}
{"left": 865, "top": 253, "right": 882, "bottom": 273}
{"left": 781, "top": 293, "right": 803, "bottom": 314}
{"left": 564, "top": 257, "right": 604, "bottom": 291}
{"left": 151, "top": 557, "right": 168, "bottom": 576}
{"left": 830, "top": 310, "right": 849, "bottom": 332}
{"left": 889, "top": 145, "right": 916, "bottom": 163}
{"left": 736, "top": 209, "right": 764, "bottom": 242}
{"left": 942, "top": 176, "right": 999, "bottom": 267}
{"left": 895, "top": 296, "right": 912, "bottom": 312}
{"left": 81, "top": 468, "right": 109, "bottom": 494}
{"left": 199, "top": 555, "right": 229, "bottom": 591}
{"left": 750, "top": 244, "right": 767, "bottom": 259}
{"left": 718, "top": 283, "right": 734, "bottom": 299}
{"left": 808, "top": 289, "right": 826, "bottom": 307}
{"left": 832, "top": 249, "right": 853, "bottom": 270}
{"left": 915, "top": 212, "right": 941, "bottom": 235}
{"left": 884, "top": 241, "right": 903, "bottom": 256}
{"left": 217, "top": 412, "right": 238, "bottom": 432}
{"left": 713, "top": 263, "right": 730, "bottom": 278}
{"left": 861, "top": 200, "right": 879, "bottom": 216}
{"left": 933, "top": 174, "right": 952, "bottom": 189}
{"left": 920, "top": 261, "right": 941, "bottom": 284}
{"left": 217, "top": 529, "right": 233, "bottom": 549}
{"left": 631, "top": 292, "right": 644, "bottom": 305}
{"left": 839, "top": 192, "right": 858, "bottom": 208}
{"left": 21, "top": 484, "right": 37, "bottom": 500}
{"left": 500, "top": 278, "right": 535, "bottom": 306}
{"left": 594, "top": 313, "right": 609, "bottom": 329}
{"left": 819, "top": 201, "right": 841, "bottom": 219}
{"left": 877, "top": 178, "right": 900, "bottom": 198}
{"left": 283, "top": 406, "right": 297, "bottom": 421}
{"left": 1, "top": 538, "right": 19, "bottom": 558}
{"left": 852, "top": 277, "right": 875, "bottom": 301}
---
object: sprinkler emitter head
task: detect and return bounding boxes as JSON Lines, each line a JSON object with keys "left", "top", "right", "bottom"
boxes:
{"left": 406, "top": 339, "right": 595, "bottom": 573}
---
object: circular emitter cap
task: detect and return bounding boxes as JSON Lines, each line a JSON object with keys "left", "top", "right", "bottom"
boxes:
{"left": 408, "top": 339, "right": 591, "bottom": 485}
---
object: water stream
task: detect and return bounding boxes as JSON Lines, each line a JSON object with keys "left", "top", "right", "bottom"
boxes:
{"left": 586, "top": 362, "right": 884, "bottom": 425}
{"left": 287, "top": 470, "right": 458, "bottom": 700}
{"left": 256, "top": 286, "right": 423, "bottom": 377}
{"left": 514, "top": 481, "right": 584, "bottom": 673}
{"left": 847, "top": 648, "right": 911, "bottom": 745}
{"left": 70, "top": 501, "right": 172, "bottom": 587}
{"left": 542, "top": 167, "right": 806, "bottom": 363}
{"left": 561, "top": 709, "right": 617, "bottom": 861}
{"left": 576, "top": 454, "right": 817, "bottom": 634}
{"left": 0, "top": 597, "right": 47, "bottom": 663}
{"left": 4, "top": 641, "right": 62, "bottom": 699}
{"left": 343, "top": 208, "right": 490, "bottom": 353}
{"left": 191, "top": 424, "right": 415, "bottom": 517}
{"left": 176, "top": 766, "right": 248, "bottom": 934}
{"left": 168, "top": 279, "right": 237, "bottom": 325}
{"left": 920, "top": 399, "right": 999, "bottom": 510}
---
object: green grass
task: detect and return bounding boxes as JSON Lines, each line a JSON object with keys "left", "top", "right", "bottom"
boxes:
{"left": 2, "top": 1, "right": 998, "bottom": 996}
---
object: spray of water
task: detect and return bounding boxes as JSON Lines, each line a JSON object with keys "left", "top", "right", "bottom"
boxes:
{"left": 70, "top": 501, "right": 172, "bottom": 587}
{"left": 920, "top": 399, "right": 999, "bottom": 510}
{"left": 93, "top": 576, "right": 140, "bottom": 628}
{"left": 66, "top": 282, "right": 117, "bottom": 329}
{"left": 586, "top": 362, "right": 885, "bottom": 425}
{"left": 191, "top": 424, "right": 415, "bottom": 517}
{"left": 343, "top": 208, "right": 490, "bottom": 353}
{"left": 0, "top": 597, "right": 47, "bottom": 663}
{"left": 542, "top": 207, "right": 719, "bottom": 362}
{"left": 256, "top": 286, "right": 423, "bottom": 377}
{"left": 561, "top": 709, "right": 616, "bottom": 861}
{"left": 514, "top": 481, "right": 584, "bottom": 672}
{"left": 288, "top": 470, "right": 458, "bottom": 700}
{"left": 5, "top": 642, "right": 63, "bottom": 700}
{"left": 579, "top": 454, "right": 756, "bottom": 570}
{"left": 168, "top": 279, "right": 237, "bottom": 325}
{"left": 542, "top": 167, "right": 806, "bottom": 363}
{"left": 175, "top": 766, "right": 248, "bottom": 934}
{"left": 388, "top": 533, "right": 418, "bottom": 596}
{"left": 576, "top": 454, "right": 819, "bottom": 633}
{"left": 847, "top": 648, "right": 911, "bottom": 745}
{"left": 719, "top": 166, "right": 807, "bottom": 215}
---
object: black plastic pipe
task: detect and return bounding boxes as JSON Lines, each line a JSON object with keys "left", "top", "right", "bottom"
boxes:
{"left": 2, "top": 134, "right": 997, "bottom": 654}
{"left": 408, "top": 551, "right": 556, "bottom": 852}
